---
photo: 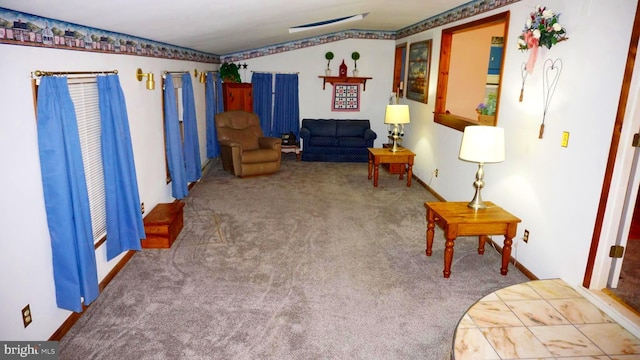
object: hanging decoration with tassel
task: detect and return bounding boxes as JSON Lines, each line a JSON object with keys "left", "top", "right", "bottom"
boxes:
{"left": 539, "top": 58, "right": 563, "bottom": 139}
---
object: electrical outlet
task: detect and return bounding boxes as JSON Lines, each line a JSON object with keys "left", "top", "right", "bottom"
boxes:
{"left": 141, "top": 202, "right": 145, "bottom": 214}
{"left": 523, "top": 230, "right": 529, "bottom": 243}
{"left": 433, "top": 169, "right": 439, "bottom": 177}
{"left": 22, "top": 304, "right": 32, "bottom": 328}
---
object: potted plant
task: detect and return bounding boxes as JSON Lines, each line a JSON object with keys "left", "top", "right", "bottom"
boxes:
{"left": 476, "top": 93, "right": 497, "bottom": 124}
{"left": 351, "top": 51, "right": 360, "bottom": 76}
{"left": 219, "top": 62, "right": 241, "bottom": 83}
{"left": 325, "top": 51, "right": 334, "bottom": 75}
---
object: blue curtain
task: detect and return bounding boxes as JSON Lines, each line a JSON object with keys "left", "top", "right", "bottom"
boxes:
{"left": 36, "top": 76, "right": 99, "bottom": 312}
{"left": 181, "top": 73, "right": 202, "bottom": 183}
{"left": 215, "top": 76, "right": 224, "bottom": 114}
{"left": 97, "top": 75, "right": 146, "bottom": 261}
{"left": 251, "top": 72, "right": 273, "bottom": 135}
{"left": 164, "top": 74, "right": 188, "bottom": 199}
{"left": 206, "top": 72, "right": 220, "bottom": 158}
{"left": 272, "top": 74, "right": 300, "bottom": 138}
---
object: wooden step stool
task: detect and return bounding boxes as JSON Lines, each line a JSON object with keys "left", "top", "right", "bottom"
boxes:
{"left": 141, "top": 201, "right": 185, "bottom": 249}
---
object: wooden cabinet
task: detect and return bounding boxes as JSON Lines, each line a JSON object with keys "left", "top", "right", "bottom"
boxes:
{"left": 223, "top": 83, "right": 253, "bottom": 111}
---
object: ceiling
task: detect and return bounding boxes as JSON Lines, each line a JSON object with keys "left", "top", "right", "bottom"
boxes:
{"left": 0, "top": 0, "right": 470, "bottom": 55}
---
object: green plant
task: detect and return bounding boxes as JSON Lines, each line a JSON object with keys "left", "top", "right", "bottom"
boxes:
{"left": 351, "top": 51, "right": 360, "bottom": 68}
{"left": 219, "top": 62, "right": 241, "bottom": 83}
{"left": 476, "top": 93, "right": 497, "bottom": 116}
{"left": 325, "top": 51, "right": 334, "bottom": 69}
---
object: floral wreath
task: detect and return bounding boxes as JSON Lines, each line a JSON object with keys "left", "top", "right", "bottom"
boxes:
{"left": 517, "top": 5, "right": 568, "bottom": 73}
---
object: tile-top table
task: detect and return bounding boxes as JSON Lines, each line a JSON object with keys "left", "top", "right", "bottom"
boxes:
{"left": 424, "top": 201, "right": 521, "bottom": 278}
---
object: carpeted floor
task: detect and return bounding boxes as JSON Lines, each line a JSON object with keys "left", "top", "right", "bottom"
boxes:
{"left": 59, "top": 156, "right": 530, "bottom": 360}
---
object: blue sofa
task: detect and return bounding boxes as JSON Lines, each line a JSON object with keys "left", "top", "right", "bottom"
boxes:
{"left": 300, "top": 119, "right": 377, "bottom": 162}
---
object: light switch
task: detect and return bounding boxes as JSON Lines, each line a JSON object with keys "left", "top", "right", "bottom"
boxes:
{"left": 561, "top": 131, "right": 570, "bottom": 147}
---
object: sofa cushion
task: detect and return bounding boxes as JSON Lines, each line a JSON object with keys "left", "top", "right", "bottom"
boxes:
{"left": 308, "top": 136, "right": 339, "bottom": 147}
{"left": 338, "top": 136, "right": 367, "bottom": 147}
{"left": 336, "top": 121, "right": 368, "bottom": 137}
{"left": 305, "top": 120, "right": 337, "bottom": 137}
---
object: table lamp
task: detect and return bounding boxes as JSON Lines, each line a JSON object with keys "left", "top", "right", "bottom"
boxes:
{"left": 458, "top": 125, "right": 505, "bottom": 210}
{"left": 384, "top": 104, "right": 410, "bottom": 152}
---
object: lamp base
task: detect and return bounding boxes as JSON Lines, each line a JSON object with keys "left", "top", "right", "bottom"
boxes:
{"left": 467, "top": 163, "right": 486, "bottom": 210}
{"left": 388, "top": 135, "right": 404, "bottom": 152}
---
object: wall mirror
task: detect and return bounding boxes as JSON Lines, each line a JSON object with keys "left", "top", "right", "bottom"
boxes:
{"left": 434, "top": 11, "right": 509, "bottom": 131}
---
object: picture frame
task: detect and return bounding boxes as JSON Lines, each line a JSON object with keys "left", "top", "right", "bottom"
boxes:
{"left": 406, "top": 40, "right": 432, "bottom": 104}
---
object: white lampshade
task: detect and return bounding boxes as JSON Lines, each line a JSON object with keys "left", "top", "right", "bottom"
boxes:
{"left": 459, "top": 126, "right": 505, "bottom": 163}
{"left": 384, "top": 104, "right": 410, "bottom": 124}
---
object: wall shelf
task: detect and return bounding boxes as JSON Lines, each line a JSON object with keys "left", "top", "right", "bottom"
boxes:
{"left": 318, "top": 76, "right": 373, "bottom": 91}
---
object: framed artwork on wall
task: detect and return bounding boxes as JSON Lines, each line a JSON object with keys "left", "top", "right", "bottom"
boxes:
{"left": 332, "top": 83, "right": 360, "bottom": 111}
{"left": 406, "top": 40, "right": 432, "bottom": 104}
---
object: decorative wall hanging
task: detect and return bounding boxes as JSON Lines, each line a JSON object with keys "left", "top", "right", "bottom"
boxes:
{"left": 406, "top": 40, "right": 432, "bottom": 104}
{"left": 517, "top": 6, "right": 568, "bottom": 74}
{"left": 332, "top": 83, "right": 360, "bottom": 111}
{"left": 539, "top": 58, "right": 563, "bottom": 139}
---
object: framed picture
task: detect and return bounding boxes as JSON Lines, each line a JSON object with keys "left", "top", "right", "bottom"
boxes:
{"left": 406, "top": 40, "right": 432, "bottom": 104}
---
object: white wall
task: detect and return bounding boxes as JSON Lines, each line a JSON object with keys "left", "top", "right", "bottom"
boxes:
{"left": 0, "top": 44, "right": 215, "bottom": 340}
{"left": 241, "top": 38, "right": 396, "bottom": 147}
{"left": 396, "top": 0, "right": 637, "bottom": 288}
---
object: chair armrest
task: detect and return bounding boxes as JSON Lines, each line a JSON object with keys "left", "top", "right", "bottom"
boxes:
{"left": 219, "top": 140, "right": 243, "bottom": 148}
{"left": 259, "top": 137, "right": 282, "bottom": 150}
{"left": 364, "top": 128, "right": 377, "bottom": 141}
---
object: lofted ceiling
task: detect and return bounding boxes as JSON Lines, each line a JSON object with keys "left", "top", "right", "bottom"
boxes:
{"left": 0, "top": 0, "right": 470, "bottom": 56}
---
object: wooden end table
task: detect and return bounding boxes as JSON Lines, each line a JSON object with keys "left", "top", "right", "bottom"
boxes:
{"left": 424, "top": 201, "right": 521, "bottom": 278}
{"left": 367, "top": 147, "right": 416, "bottom": 187}
{"left": 281, "top": 143, "right": 301, "bottom": 161}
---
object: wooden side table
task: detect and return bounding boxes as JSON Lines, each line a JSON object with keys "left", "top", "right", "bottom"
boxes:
{"left": 281, "top": 143, "right": 301, "bottom": 161}
{"left": 424, "top": 201, "right": 521, "bottom": 278}
{"left": 367, "top": 147, "right": 416, "bottom": 187}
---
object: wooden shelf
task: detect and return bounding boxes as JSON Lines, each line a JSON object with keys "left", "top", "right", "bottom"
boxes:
{"left": 319, "top": 76, "right": 373, "bottom": 91}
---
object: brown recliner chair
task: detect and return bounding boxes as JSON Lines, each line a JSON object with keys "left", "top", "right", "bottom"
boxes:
{"left": 215, "top": 111, "right": 282, "bottom": 177}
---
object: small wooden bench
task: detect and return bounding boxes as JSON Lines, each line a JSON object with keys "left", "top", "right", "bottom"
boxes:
{"left": 141, "top": 201, "right": 185, "bottom": 249}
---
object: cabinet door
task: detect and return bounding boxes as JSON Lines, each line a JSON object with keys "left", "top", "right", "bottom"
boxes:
{"left": 223, "top": 83, "right": 253, "bottom": 112}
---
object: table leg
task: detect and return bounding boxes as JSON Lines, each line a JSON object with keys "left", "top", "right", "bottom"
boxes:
{"left": 426, "top": 209, "right": 434, "bottom": 257}
{"left": 478, "top": 235, "right": 488, "bottom": 255}
{"left": 501, "top": 236, "right": 513, "bottom": 275}
{"left": 373, "top": 163, "right": 379, "bottom": 187}
{"left": 500, "top": 223, "right": 517, "bottom": 275}
{"left": 443, "top": 235, "right": 455, "bottom": 278}
{"left": 399, "top": 164, "right": 404, "bottom": 180}
{"left": 406, "top": 163, "right": 413, "bottom": 187}
{"left": 368, "top": 154, "right": 373, "bottom": 180}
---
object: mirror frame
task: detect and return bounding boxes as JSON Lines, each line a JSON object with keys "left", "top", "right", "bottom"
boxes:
{"left": 434, "top": 11, "right": 510, "bottom": 131}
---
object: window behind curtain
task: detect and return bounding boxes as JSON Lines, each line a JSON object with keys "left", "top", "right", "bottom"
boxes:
{"left": 36, "top": 78, "right": 107, "bottom": 243}
{"left": 162, "top": 75, "right": 184, "bottom": 183}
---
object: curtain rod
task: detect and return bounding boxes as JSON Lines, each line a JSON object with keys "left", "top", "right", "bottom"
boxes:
{"left": 163, "top": 70, "right": 189, "bottom": 75}
{"left": 32, "top": 70, "right": 118, "bottom": 78}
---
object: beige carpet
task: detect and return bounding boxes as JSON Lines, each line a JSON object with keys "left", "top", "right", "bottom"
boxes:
{"left": 59, "top": 155, "right": 529, "bottom": 359}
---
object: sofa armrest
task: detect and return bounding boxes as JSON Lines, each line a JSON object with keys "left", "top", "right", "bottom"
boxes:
{"left": 259, "top": 136, "right": 282, "bottom": 151}
{"left": 299, "top": 127, "right": 311, "bottom": 141}
{"left": 363, "top": 128, "right": 377, "bottom": 141}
